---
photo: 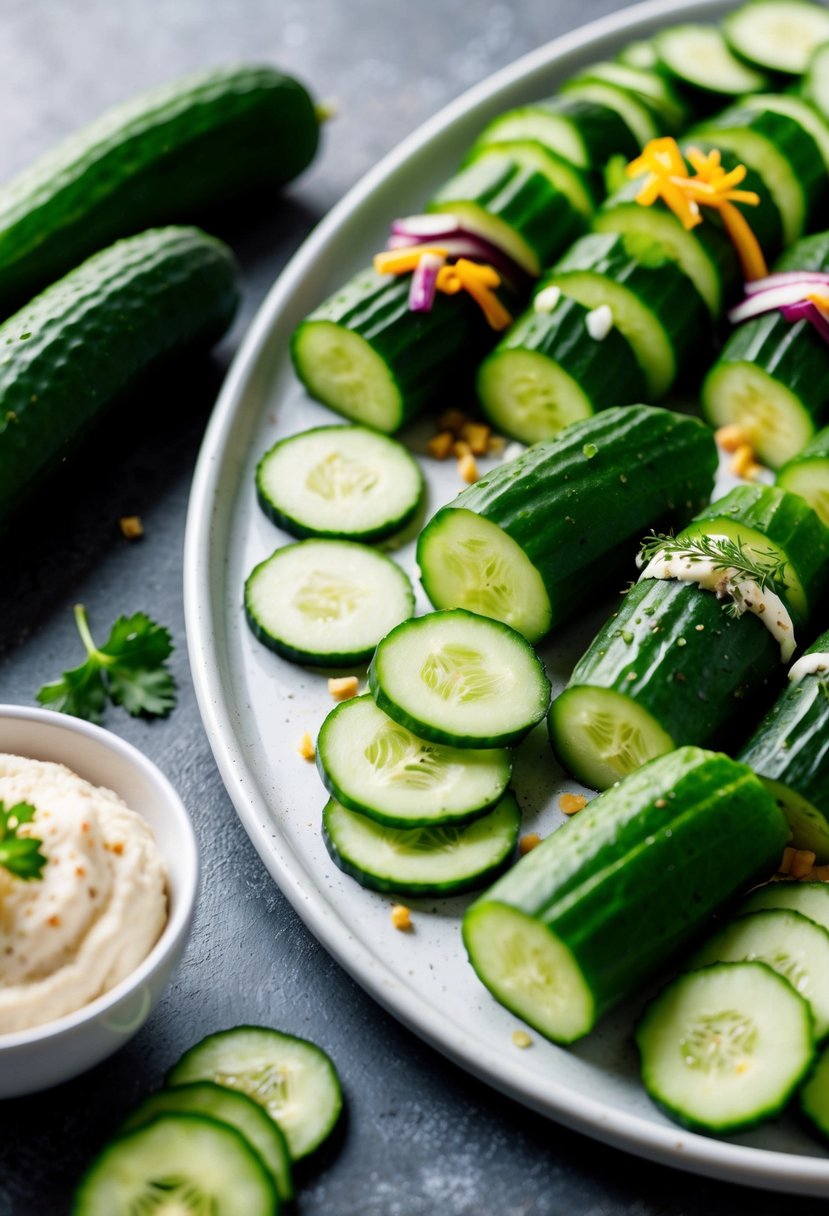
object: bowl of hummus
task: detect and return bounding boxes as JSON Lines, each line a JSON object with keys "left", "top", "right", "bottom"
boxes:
{"left": 0, "top": 705, "right": 198, "bottom": 1097}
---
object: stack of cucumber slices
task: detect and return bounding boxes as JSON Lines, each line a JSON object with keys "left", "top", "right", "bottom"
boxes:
{"left": 73, "top": 1027, "right": 343, "bottom": 1213}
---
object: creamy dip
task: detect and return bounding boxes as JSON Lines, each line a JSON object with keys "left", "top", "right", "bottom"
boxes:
{"left": 0, "top": 753, "right": 168, "bottom": 1034}
{"left": 789, "top": 652, "right": 829, "bottom": 684}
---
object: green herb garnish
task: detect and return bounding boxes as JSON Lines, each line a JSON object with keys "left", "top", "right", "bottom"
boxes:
{"left": 639, "top": 531, "right": 790, "bottom": 600}
{"left": 0, "top": 802, "right": 46, "bottom": 881}
{"left": 36, "top": 604, "right": 177, "bottom": 724}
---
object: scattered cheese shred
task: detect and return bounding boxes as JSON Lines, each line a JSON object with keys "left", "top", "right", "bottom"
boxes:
{"left": 119, "top": 515, "right": 144, "bottom": 540}
{"left": 559, "top": 793, "right": 588, "bottom": 816}
{"left": 374, "top": 245, "right": 448, "bottom": 275}
{"left": 460, "top": 421, "right": 491, "bottom": 455}
{"left": 791, "top": 849, "right": 817, "bottom": 880}
{"left": 328, "top": 676, "right": 359, "bottom": 702}
{"left": 457, "top": 452, "right": 479, "bottom": 484}
{"left": 297, "top": 732, "right": 316, "bottom": 761}
{"left": 730, "top": 442, "right": 758, "bottom": 479}
{"left": 390, "top": 904, "right": 413, "bottom": 931}
{"left": 715, "top": 423, "right": 749, "bottom": 453}
{"left": 512, "top": 1029, "right": 533, "bottom": 1049}
{"left": 519, "top": 833, "right": 542, "bottom": 856}
{"left": 453, "top": 439, "right": 472, "bottom": 459}
{"left": 427, "top": 430, "right": 454, "bottom": 460}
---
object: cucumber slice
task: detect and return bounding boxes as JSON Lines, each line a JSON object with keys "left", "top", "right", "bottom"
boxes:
{"left": 71, "top": 1113, "right": 279, "bottom": 1215}
{"left": 122, "top": 1082, "right": 293, "bottom": 1201}
{"left": 168, "top": 1027, "right": 343, "bottom": 1160}
{"left": 559, "top": 79, "right": 660, "bottom": 148}
{"left": 244, "top": 540, "right": 413, "bottom": 666}
{"left": 724, "top": 0, "right": 829, "bottom": 74}
{"left": 636, "top": 962, "right": 814, "bottom": 1134}
{"left": 549, "top": 685, "right": 675, "bottom": 792}
{"left": 293, "top": 317, "right": 402, "bottom": 433}
{"left": 740, "top": 882, "right": 829, "bottom": 933}
{"left": 474, "top": 95, "right": 639, "bottom": 170}
{"left": 778, "top": 435, "right": 829, "bottom": 527}
{"left": 316, "top": 694, "right": 512, "bottom": 827}
{"left": 617, "top": 40, "right": 660, "bottom": 71}
{"left": 369, "top": 609, "right": 551, "bottom": 749}
{"left": 567, "top": 61, "right": 688, "bottom": 131}
{"left": 466, "top": 140, "right": 596, "bottom": 216}
{"left": 763, "top": 780, "right": 829, "bottom": 859}
{"left": 655, "top": 24, "right": 769, "bottom": 95}
{"left": 800, "top": 1042, "right": 829, "bottom": 1141}
{"left": 741, "top": 94, "right": 829, "bottom": 175}
{"left": 693, "top": 908, "right": 829, "bottom": 1038}
{"left": 803, "top": 42, "right": 829, "bottom": 118}
{"left": 322, "top": 790, "right": 520, "bottom": 896}
{"left": 256, "top": 425, "right": 423, "bottom": 542}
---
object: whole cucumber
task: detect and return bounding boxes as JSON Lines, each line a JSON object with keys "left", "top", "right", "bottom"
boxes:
{"left": 0, "top": 64, "right": 318, "bottom": 313}
{"left": 0, "top": 226, "right": 239, "bottom": 529}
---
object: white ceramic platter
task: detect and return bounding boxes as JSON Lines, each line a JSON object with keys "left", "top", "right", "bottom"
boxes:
{"left": 183, "top": 0, "right": 829, "bottom": 1194}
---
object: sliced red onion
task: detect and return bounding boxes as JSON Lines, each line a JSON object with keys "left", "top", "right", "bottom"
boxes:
{"left": 390, "top": 214, "right": 462, "bottom": 240}
{"left": 728, "top": 281, "right": 827, "bottom": 325}
{"left": 780, "top": 299, "right": 829, "bottom": 345}
{"left": 745, "top": 270, "right": 829, "bottom": 295}
{"left": 389, "top": 215, "right": 527, "bottom": 287}
{"left": 408, "top": 252, "right": 443, "bottom": 312}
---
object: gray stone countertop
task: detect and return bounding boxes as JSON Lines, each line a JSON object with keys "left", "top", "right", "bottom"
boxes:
{"left": 0, "top": 0, "right": 826, "bottom": 1211}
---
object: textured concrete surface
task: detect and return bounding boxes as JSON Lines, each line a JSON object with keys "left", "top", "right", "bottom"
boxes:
{"left": 0, "top": 0, "right": 827, "bottom": 1211}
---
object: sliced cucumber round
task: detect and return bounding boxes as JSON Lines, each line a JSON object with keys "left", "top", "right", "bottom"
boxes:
{"left": 256, "top": 425, "right": 423, "bottom": 542}
{"left": 567, "top": 61, "right": 688, "bottom": 132}
{"left": 474, "top": 95, "right": 638, "bottom": 170}
{"left": 702, "top": 355, "right": 816, "bottom": 469}
{"left": 122, "top": 1081, "right": 293, "bottom": 1201}
{"left": 292, "top": 317, "right": 403, "bottom": 432}
{"left": 549, "top": 685, "right": 675, "bottom": 791}
{"left": 692, "top": 908, "right": 829, "bottom": 1038}
{"left": 466, "top": 140, "right": 596, "bottom": 216}
{"left": 477, "top": 344, "right": 595, "bottom": 444}
{"left": 636, "top": 962, "right": 814, "bottom": 1134}
{"left": 777, "top": 427, "right": 829, "bottom": 526}
{"left": 559, "top": 78, "right": 660, "bottom": 148}
{"left": 168, "top": 1027, "right": 343, "bottom": 1160}
{"left": 72, "top": 1113, "right": 279, "bottom": 1216}
{"left": 740, "top": 882, "right": 829, "bottom": 934}
{"left": 369, "top": 609, "right": 551, "bottom": 749}
{"left": 803, "top": 42, "right": 829, "bottom": 119}
{"left": 323, "top": 790, "right": 520, "bottom": 896}
{"left": 741, "top": 94, "right": 829, "bottom": 175}
{"left": 656, "top": 24, "right": 769, "bottom": 95}
{"left": 617, "top": 40, "right": 660, "bottom": 71}
{"left": 244, "top": 539, "right": 413, "bottom": 666}
{"left": 724, "top": 0, "right": 829, "bottom": 74}
{"left": 316, "top": 694, "right": 511, "bottom": 827}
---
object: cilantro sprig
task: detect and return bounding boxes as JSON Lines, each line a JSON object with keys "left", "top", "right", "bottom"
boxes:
{"left": 0, "top": 802, "right": 46, "bottom": 881}
{"left": 37, "top": 605, "right": 177, "bottom": 724}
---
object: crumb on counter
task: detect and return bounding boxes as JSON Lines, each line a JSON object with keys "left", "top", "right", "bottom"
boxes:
{"left": 390, "top": 903, "right": 413, "bottom": 931}
{"left": 559, "top": 793, "right": 587, "bottom": 816}
{"left": 715, "top": 423, "right": 748, "bottom": 453}
{"left": 730, "top": 442, "right": 760, "bottom": 480}
{"left": 512, "top": 1029, "right": 533, "bottom": 1049}
{"left": 328, "top": 676, "right": 359, "bottom": 702}
{"left": 457, "top": 452, "right": 479, "bottom": 484}
{"left": 778, "top": 845, "right": 796, "bottom": 875}
{"left": 519, "top": 833, "right": 542, "bottom": 856}
{"left": 119, "top": 515, "right": 144, "bottom": 541}
{"left": 791, "top": 848, "right": 817, "bottom": 880}
{"left": 437, "top": 407, "right": 469, "bottom": 435}
{"left": 297, "top": 732, "right": 316, "bottom": 762}
{"left": 812, "top": 865, "right": 829, "bottom": 883}
{"left": 460, "top": 421, "right": 491, "bottom": 455}
{"left": 427, "top": 430, "right": 454, "bottom": 460}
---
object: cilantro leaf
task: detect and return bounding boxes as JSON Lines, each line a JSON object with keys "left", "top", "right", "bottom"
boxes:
{"left": 0, "top": 801, "right": 46, "bottom": 881}
{"left": 36, "top": 605, "right": 177, "bottom": 723}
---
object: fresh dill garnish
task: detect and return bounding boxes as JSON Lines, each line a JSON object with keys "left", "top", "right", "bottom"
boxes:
{"left": 638, "top": 531, "right": 791, "bottom": 599}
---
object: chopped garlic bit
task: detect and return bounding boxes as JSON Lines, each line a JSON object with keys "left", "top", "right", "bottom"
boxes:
{"left": 427, "top": 430, "right": 454, "bottom": 460}
{"left": 501, "top": 441, "right": 526, "bottom": 464}
{"left": 585, "top": 304, "right": 614, "bottom": 341}
{"left": 297, "top": 732, "right": 316, "bottom": 761}
{"left": 533, "top": 284, "right": 562, "bottom": 314}
{"left": 328, "top": 676, "right": 359, "bottom": 702}
{"left": 512, "top": 1029, "right": 533, "bottom": 1049}
{"left": 457, "top": 452, "right": 479, "bottom": 484}
{"left": 119, "top": 515, "right": 144, "bottom": 541}
{"left": 558, "top": 793, "right": 587, "bottom": 816}
{"left": 390, "top": 903, "right": 413, "bottom": 931}
{"left": 715, "top": 424, "right": 748, "bottom": 453}
{"left": 519, "top": 833, "right": 542, "bottom": 856}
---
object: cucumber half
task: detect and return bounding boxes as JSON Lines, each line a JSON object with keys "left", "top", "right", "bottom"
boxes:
{"left": 548, "top": 685, "right": 675, "bottom": 791}
{"left": 476, "top": 344, "right": 596, "bottom": 445}
{"left": 316, "top": 695, "right": 512, "bottom": 827}
{"left": 292, "top": 319, "right": 404, "bottom": 432}
{"left": 72, "top": 1113, "right": 279, "bottom": 1216}
{"left": 256, "top": 425, "right": 423, "bottom": 542}
{"left": 762, "top": 778, "right": 829, "bottom": 860}
{"left": 636, "top": 962, "right": 814, "bottom": 1134}
{"left": 244, "top": 539, "right": 413, "bottom": 667}
{"left": 702, "top": 357, "right": 816, "bottom": 469}
{"left": 724, "top": 0, "right": 829, "bottom": 74}
{"left": 693, "top": 908, "right": 829, "bottom": 1039}
{"left": 322, "top": 790, "right": 520, "bottom": 896}
{"left": 122, "top": 1082, "right": 293, "bottom": 1201}
{"left": 167, "top": 1026, "right": 343, "bottom": 1160}
{"left": 655, "top": 24, "right": 769, "bottom": 95}
{"left": 369, "top": 609, "right": 551, "bottom": 749}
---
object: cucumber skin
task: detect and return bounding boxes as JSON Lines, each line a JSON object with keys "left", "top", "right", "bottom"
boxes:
{"left": 552, "top": 579, "right": 782, "bottom": 756}
{"left": 478, "top": 95, "right": 640, "bottom": 170}
{"left": 464, "top": 747, "right": 789, "bottom": 1033}
{"left": 682, "top": 483, "right": 829, "bottom": 622}
{"left": 778, "top": 424, "right": 829, "bottom": 493}
{"left": 738, "top": 627, "right": 829, "bottom": 819}
{"left": 292, "top": 268, "right": 495, "bottom": 430}
{"left": 418, "top": 406, "right": 717, "bottom": 632}
{"left": 545, "top": 232, "right": 711, "bottom": 393}
{"left": 0, "top": 65, "right": 317, "bottom": 315}
{"left": 0, "top": 226, "right": 238, "bottom": 531}
{"left": 478, "top": 295, "right": 647, "bottom": 420}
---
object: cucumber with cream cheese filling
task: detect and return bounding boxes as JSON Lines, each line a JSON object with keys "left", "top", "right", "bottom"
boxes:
{"left": 738, "top": 627, "right": 829, "bottom": 858}
{"left": 778, "top": 426, "right": 829, "bottom": 526}
{"left": 476, "top": 294, "right": 647, "bottom": 443}
{"left": 463, "top": 747, "right": 789, "bottom": 1044}
{"left": 416, "top": 405, "right": 717, "bottom": 643}
{"left": 291, "top": 267, "right": 497, "bottom": 433}
{"left": 426, "top": 155, "right": 584, "bottom": 278}
{"left": 540, "top": 231, "right": 711, "bottom": 397}
{"left": 473, "top": 95, "right": 640, "bottom": 172}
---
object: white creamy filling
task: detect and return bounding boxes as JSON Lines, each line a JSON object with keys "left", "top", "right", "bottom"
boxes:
{"left": 638, "top": 545, "right": 796, "bottom": 662}
{"left": 789, "top": 652, "right": 829, "bottom": 684}
{"left": 585, "top": 304, "right": 614, "bottom": 341}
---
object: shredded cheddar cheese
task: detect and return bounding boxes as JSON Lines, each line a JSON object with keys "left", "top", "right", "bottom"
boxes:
{"left": 427, "top": 430, "right": 454, "bottom": 460}
{"left": 328, "top": 676, "right": 359, "bottom": 702}
{"left": 559, "top": 793, "right": 588, "bottom": 816}
{"left": 297, "top": 732, "right": 316, "bottom": 761}
{"left": 390, "top": 904, "right": 413, "bottom": 931}
{"left": 375, "top": 248, "right": 512, "bottom": 329}
{"left": 512, "top": 1029, "right": 533, "bottom": 1049}
{"left": 519, "top": 833, "right": 542, "bottom": 856}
